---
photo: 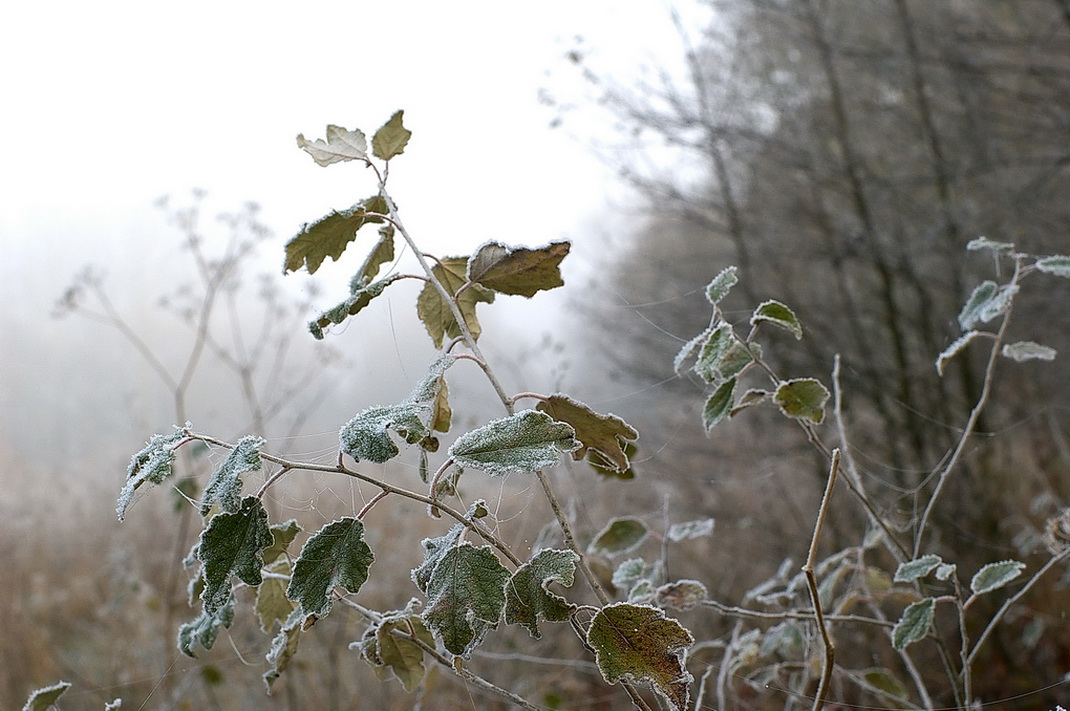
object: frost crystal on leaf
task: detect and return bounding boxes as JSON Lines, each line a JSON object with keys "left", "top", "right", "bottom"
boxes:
{"left": 117, "top": 427, "right": 189, "bottom": 521}
{"left": 200, "top": 435, "right": 265, "bottom": 515}
{"left": 448, "top": 410, "right": 578, "bottom": 477}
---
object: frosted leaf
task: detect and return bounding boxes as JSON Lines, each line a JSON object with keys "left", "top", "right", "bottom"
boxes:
{"left": 535, "top": 393, "right": 638, "bottom": 473}
{"left": 611, "top": 558, "right": 662, "bottom": 597}
{"left": 970, "top": 559, "right": 1025, "bottom": 595}
{"left": 891, "top": 597, "right": 935, "bottom": 650}
{"left": 958, "top": 280, "right": 998, "bottom": 329}
{"left": 667, "top": 518, "right": 715, "bottom": 541}
{"left": 198, "top": 496, "right": 273, "bottom": 615}
{"left": 504, "top": 548, "right": 578, "bottom": 638}
{"left": 703, "top": 377, "right": 736, "bottom": 431}
{"left": 178, "top": 592, "right": 235, "bottom": 657}
{"left": 751, "top": 300, "right": 803, "bottom": 339}
{"left": 297, "top": 125, "right": 368, "bottom": 166}
{"left": 200, "top": 435, "right": 264, "bottom": 516}
{"left": 117, "top": 427, "right": 189, "bottom": 521}
{"left": 894, "top": 554, "right": 942, "bottom": 582}
{"left": 1001, "top": 341, "right": 1056, "bottom": 362}
{"left": 673, "top": 328, "right": 711, "bottom": 374}
{"left": 22, "top": 681, "right": 71, "bottom": 711}
{"left": 340, "top": 403, "right": 427, "bottom": 463}
{"left": 422, "top": 543, "right": 509, "bottom": 656}
{"left": 263, "top": 609, "right": 303, "bottom": 693}
{"left": 773, "top": 378, "right": 829, "bottom": 423}
{"left": 694, "top": 324, "right": 735, "bottom": 383}
{"left": 966, "top": 237, "right": 1014, "bottom": 253}
{"left": 977, "top": 284, "right": 1018, "bottom": 323}
{"left": 467, "top": 240, "right": 571, "bottom": 297}
{"left": 287, "top": 517, "right": 375, "bottom": 618}
{"left": 654, "top": 580, "right": 707, "bottom": 610}
{"left": 448, "top": 410, "right": 578, "bottom": 477}
{"left": 1036, "top": 255, "right": 1070, "bottom": 278}
{"left": 411, "top": 524, "right": 464, "bottom": 594}
{"left": 936, "top": 330, "right": 985, "bottom": 375}
{"left": 587, "top": 603, "right": 694, "bottom": 711}
{"left": 704, "top": 266, "right": 738, "bottom": 305}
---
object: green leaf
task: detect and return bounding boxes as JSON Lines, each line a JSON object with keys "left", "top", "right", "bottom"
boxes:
{"left": 505, "top": 549, "right": 579, "bottom": 638}
{"left": 936, "top": 330, "right": 984, "bottom": 375}
{"left": 362, "top": 615, "right": 436, "bottom": 691}
{"left": 1002, "top": 341, "right": 1057, "bottom": 362}
{"left": 372, "top": 110, "right": 412, "bottom": 160}
{"left": 411, "top": 524, "right": 464, "bottom": 594}
{"left": 178, "top": 593, "right": 235, "bottom": 657}
{"left": 694, "top": 324, "right": 735, "bottom": 383}
{"left": 970, "top": 559, "right": 1025, "bottom": 595}
{"left": 891, "top": 597, "right": 936, "bottom": 650}
{"left": 422, "top": 543, "right": 510, "bottom": 656}
{"left": 467, "top": 240, "right": 571, "bottom": 297}
{"left": 705, "top": 266, "right": 738, "bottom": 305}
{"left": 283, "top": 195, "right": 387, "bottom": 274}
{"left": 288, "top": 517, "right": 375, "bottom": 618}
{"left": 339, "top": 402, "right": 427, "bottom": 463}
{"left": 536, "top": 394, "right": 638, "bottom": 473}
{"left": 751, "top": 299, "right": 803, "bottom": 339}
{"left": 263, "top": 519, "right": 302, "bottom": 566}
{"left": 1035, "top": 255, "right": 1070, "bottom": 277}
{"left": 667, "top": 518, "right": 715, "bottom": 542}
{"left": 589, "top": 517, "right": 649, "bottom": 555}
{"left": 117, "top": 427, "right": 189, "bottom": 521}
{"left": 702, "top": 377, "right": 737, "bottom": 431}
{"left": 340, "top": 357, "right": 457, "bottom": 462}
{"left": 256, "top": 563, "right": 295, "bottom": 633}
{"left": 719, "top": 341, "right": 760, "bottom": 379}
{"left": 773, "top": 378, "right": 830, "bottom": 423}
{"left": 297, "top": 124, "right": 368, "bottom": 166}
{"left": 654, "top": 580, "right": 707, "bottom": 610}
{"left": 22, "top": 681, "right": 71, "bottom": 711}
{"left": 894, "top": 554, "right": 942, "bottom": 582}
{"left": 198, "top": 496, "right": 273, "bottom": 615}
{"left": 416, "top": 256, "right": 495, "bottom": 347}
{"left": 263, "top": 610, "right": 302, "bottom": 694}
{"left": 966, "top": 237, "right": 1014, "bottom": 253}
{"left": 587, "top": 603, "right": 694, "bottom": 711}
{"left": 200, "top": 435, "right": 264, "bottom": 516}
{"left": 448, "top": 410, "right": 579, "bottom": 477}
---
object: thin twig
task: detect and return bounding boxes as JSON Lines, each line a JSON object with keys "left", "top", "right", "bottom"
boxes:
{"left": 914, "top": 257, "right": 1022, "bottom": 554}
{"left": 802, "top": 449, "right": 840, "bottom": 711}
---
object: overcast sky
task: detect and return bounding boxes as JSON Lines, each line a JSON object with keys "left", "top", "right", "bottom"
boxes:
{"left": 0, "top": 0, "right": 712, "bottom": 471}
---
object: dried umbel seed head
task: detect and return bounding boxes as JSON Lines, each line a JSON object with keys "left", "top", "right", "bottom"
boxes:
{"left": 1043, "top": 508, "right": 1070, "bottom": 555}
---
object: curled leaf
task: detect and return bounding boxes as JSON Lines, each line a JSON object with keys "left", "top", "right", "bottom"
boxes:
{"left": 297, "top": 125, "right": 368, "bottom": 166}
{"left": 467, "top": 240, "right": 571, "bottom": 297}
{"left": 536, "top": 394, "right": 638, "bottom": 473}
